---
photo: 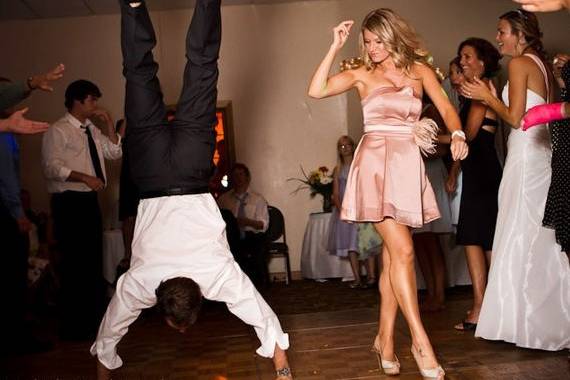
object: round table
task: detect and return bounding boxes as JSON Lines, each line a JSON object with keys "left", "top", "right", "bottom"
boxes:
{"left": 300, "top": 212, "right": 354, "bottom": 281}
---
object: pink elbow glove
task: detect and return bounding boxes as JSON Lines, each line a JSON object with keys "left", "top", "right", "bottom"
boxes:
{"left": 521, "top": 102, "right": 567, "bottom": 131}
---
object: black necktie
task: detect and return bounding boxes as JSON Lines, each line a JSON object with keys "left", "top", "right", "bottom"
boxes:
{"left": 236, "top": 193, "right": 248, "bottom": 238}
{"left": 84, "top": 125, "right": 105, "bottom": 184}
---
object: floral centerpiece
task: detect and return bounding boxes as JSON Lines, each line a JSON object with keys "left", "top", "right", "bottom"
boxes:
{"left": 288, "top": 166, "right": 334, "bottom": 212}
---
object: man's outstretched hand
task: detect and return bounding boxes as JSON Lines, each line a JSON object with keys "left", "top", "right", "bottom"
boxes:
{"left": 0, "top": 108, "right": 49, "bottom": 134}
{"left": 28, "top": 64, "right": 65, "bottom": 92}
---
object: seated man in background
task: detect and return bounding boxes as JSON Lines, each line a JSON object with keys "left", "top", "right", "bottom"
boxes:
{"left": 91, "top": 1, "right": 292, "bottom": 379}
{"left": 218, "top": 163, "right": 271, "bottom": 287}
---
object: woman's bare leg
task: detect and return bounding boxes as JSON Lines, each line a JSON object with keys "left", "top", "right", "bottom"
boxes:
{"left": 427, "top": 236, "right": 446, "bottom": 307}
{"left": 456, "top": 245, "right": 487, "bottom": 327}
{"left": 419, "top": 233, "right": 446, "bottom": 310}
{"left": 374, "top": 245, "right": 398, "bottom": 361}
{"left": 375, "top": 219, "right": 439, "bottom": 368}
{"left": 414, "top": 233, "right": 436, "bottom": 307}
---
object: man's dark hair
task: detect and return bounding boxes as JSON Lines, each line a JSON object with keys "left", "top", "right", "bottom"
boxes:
{"left": 155, "top": 277, "right": 202, "bottom": 328}
{"left": 231, "top": 163, "right": 251, "bottom": 179}
{"left": 64, "top": 79, "right": 102, "bottom": 111}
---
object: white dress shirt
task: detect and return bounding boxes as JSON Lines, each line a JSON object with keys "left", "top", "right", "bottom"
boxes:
{"left": 217, "top": 188, "right": 269, "bottom": 233}
{"left": 90, "top": 194, "right": 289, "bottom": 370}
{"left": 42, "top": 113, "right": 122, "bottom": 193}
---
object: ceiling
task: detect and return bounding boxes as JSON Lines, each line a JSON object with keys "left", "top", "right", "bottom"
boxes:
{"left": 0, "top": 0, "right": 323, "bottom": 21}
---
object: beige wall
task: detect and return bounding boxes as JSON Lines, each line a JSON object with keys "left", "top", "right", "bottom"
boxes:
{"left": 1, "top": 0, "right": 567, "bottom": 272}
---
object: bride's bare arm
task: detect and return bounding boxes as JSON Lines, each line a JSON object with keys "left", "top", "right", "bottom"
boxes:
{"left": 462, "top": 58, "right": 529, "bottom": 128}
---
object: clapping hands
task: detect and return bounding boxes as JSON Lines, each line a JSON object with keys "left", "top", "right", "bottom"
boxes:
{"left": 460, "top": 77, "right": 496, "bottom": 104}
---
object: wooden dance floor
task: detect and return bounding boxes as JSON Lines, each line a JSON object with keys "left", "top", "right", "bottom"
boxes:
{"left": 2, "top": 280, "right": 568, "bottom": 379}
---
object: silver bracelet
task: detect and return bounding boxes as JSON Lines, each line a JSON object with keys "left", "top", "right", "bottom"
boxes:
{"left": 451, "top": 130, "right": 466, "bottom": 140}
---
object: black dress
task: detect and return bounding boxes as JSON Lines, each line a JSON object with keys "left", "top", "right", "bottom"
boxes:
{"left": 543, "top": 62, "right": 570, "bottom": 253}
{"left": 456, "top": 102, "right": 503, "bottom": 251}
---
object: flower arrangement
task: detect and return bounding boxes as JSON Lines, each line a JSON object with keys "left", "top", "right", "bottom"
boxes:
{"left": 288, "top": 166, "right": 334, "bottom": 212}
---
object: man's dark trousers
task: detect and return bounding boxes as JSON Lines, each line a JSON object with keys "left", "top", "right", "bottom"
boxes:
{"left": 120, "top": 0, "right": 221, "bottom": 196}
{"left": 51, "top": 191, "right": 106, "bottom": 339}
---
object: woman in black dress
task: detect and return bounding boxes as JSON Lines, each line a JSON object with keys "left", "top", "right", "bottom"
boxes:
{"left": 449, "top": 38, "right": 503, "bottom": 330}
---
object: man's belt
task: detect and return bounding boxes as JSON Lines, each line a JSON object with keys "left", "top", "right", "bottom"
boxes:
{"left": 139, "top": 186, "right": 210, "bottom": 199}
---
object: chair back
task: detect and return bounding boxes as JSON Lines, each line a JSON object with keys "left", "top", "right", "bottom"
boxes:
{"left": 266, "top": 206, "right": 286, "bottom": 243}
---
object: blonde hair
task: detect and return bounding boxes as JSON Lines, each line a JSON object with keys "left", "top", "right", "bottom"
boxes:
{"left": 359, "top": 8, "right": 430, "bottom": 73}
{"left": 336, "top": 135, "right": 356, "bottom": 167}
{"left": 340, "top": 57, "right": 364, "bottom": 72}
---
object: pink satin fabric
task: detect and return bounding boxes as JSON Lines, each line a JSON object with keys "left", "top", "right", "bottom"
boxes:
{"left": 341, "top": 86, "right": 441, "bottom": 227}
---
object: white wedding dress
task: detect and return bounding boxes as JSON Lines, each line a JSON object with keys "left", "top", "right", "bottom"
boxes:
{"left": 475, "top": 54, "right": 570, "bottom": 351}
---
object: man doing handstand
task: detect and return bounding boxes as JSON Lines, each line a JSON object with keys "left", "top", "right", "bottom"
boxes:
{"left": 91, "top": 1, "right": 292, "bottom": 379}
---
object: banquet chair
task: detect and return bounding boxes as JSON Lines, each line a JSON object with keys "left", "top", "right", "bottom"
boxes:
{"left": 266, "top": 206, "right": 292, "bottom": 285}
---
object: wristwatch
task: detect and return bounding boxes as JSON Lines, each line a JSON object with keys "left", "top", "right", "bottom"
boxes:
{"left": 451, "top": 130, "right": 466, "bottom": 140}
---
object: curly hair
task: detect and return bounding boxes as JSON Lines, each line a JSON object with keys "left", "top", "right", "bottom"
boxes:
{"left": 359, "top": 8, "right": 430, "bottom": 73}
{"left": 458, "top": 37, "right": 502, "bottom": 79}
{"left": 339, "top": 57, "right": 364, "bottom": 72}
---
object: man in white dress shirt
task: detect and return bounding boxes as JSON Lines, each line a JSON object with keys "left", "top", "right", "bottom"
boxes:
{"left": 42, "top": 79, "right": 122, "bottom": 340}
{"left": 218, "top": 163, "right": 271, "bottom": 287}
{"left": 91, "top": 1, "right": 291, "bottom": 379}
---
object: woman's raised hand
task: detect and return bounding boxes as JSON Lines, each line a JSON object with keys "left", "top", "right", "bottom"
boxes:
{"left": 332, "top": 21, "right": 354, "bottom": 51}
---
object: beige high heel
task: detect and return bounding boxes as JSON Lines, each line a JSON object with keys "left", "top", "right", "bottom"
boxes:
{"left": 371, "top": 345, "right": 400, "bottom": 375}
{"left": 411, "top": 345, "right": 445, "bottom": 379}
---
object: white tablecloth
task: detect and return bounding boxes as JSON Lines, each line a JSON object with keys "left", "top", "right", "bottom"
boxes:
{"left": 102, "top": 229, "right": 125, "bottom": 284}
{"left": 300, "top": 212, "right": 354, "bottom": 280}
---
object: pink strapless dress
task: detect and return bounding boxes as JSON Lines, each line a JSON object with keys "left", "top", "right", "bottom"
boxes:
{"left": 341, "top": 86, "right": 441, "bottom": 227}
